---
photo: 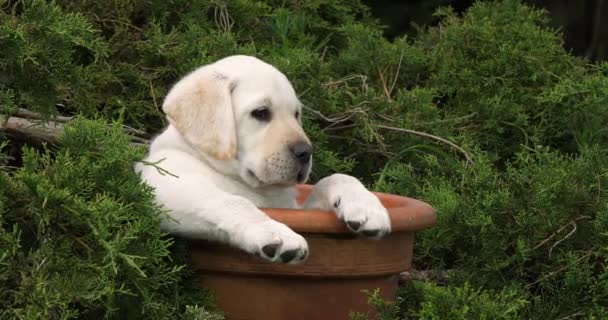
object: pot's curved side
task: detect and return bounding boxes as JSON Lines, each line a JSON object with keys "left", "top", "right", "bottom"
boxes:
{"left": 192, "top": 232, "right": 414, "bottom": 277}
{"left": 191, "top": 185, "right": 436, "bottom": 320}
{"left": 192, "top": 232, "right": 412, "bottom": 320}
{"left": 197, "top": 272, "right": 399, "bottom": 320}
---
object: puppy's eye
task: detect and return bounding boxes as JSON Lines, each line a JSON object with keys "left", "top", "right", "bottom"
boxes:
{"left": 251, "top": 107, "right": 271, "bottom": 122}
{"left": 295, "top": 111, "right": 300, "bottom": 119}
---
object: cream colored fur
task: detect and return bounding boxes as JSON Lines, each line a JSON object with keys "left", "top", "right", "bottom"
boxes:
{"left": 135, "top": 55, "right": 391, "bottom": 264}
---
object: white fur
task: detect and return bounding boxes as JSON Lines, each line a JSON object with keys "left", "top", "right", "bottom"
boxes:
{"left": 135, "top": 55, "right": 391, "bottom": 264}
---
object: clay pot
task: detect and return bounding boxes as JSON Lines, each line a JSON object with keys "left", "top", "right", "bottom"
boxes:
{"left": 191, "top": 184, "right": 435, "bottom": 320}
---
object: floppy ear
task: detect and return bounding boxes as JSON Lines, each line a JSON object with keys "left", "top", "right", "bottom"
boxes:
{"left": 162, "top": 67, "right": 237, "bottom": 160}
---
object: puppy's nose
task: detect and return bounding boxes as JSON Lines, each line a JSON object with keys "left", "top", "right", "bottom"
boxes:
{"left": 289, "top": 142, "right": 312, "bottom": 165}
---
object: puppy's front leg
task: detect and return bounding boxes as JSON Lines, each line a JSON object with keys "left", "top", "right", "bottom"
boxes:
{"left": 137, "top": 163, "right": 308, "bottom": 264}
{"left": 302, "top": 174, "right": 391, "bottom": 238}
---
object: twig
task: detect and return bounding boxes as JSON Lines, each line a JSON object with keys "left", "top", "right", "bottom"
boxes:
{"left": 377, "top": 124, "right": 474, "bottom": 165}
{"left": 213, "top": 1, "right": 234, "bottom": 33}
{"left": 378, "top": 68, "right": 392, "bottom": 101}
{"left": 16, "top": 108, "right": 74, "bottom": 123}
{"left": 548, "top": 222, "right": 577, "bottom": 258}
{"left": 323, "top": 123, "right": 357, "bottom": 131}
{"left": 149, "top": 79, "right": 167, "bottom": 127}
{"left": 302, "top": 104, "right": 355, "bottom": 124}
{"left": 527, "top": 252, "right": 593, "bottom": 288}
{"left": 557, "top": 311, "right": 585, "bottom": 320}
{"left": 322, "top": 74, "right": 368, "bottom": 92}
{"left": 305, "top": 106, "right": 474, "bottom": 165}
{"left": 116, "top": 123, "right": 149, "bottom": 138}
{"left": 137, "top": 158, "right": 179, "bottom": 178}
{"left": 418, "top": 112, "right": 478, "bottom": 125}
{"left": 399, "top": 269, "right": 455, "bottom": 284}
{"left": 388, "top": 51, "right": 404, "bottom": 98}
{"left": 94, "top": 17, "right": 144, "bottom": 33}
{"left": 533, "top": 216, "right": 592, "bottom": 252}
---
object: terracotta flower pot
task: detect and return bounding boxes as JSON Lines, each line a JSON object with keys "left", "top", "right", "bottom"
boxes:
{"left": 191, "top": 184, "right": 435, "bottom": 320}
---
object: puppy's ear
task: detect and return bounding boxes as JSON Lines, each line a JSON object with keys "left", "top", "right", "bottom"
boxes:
{"left": 163, "top": 67, "right": 237, "bottom": 160}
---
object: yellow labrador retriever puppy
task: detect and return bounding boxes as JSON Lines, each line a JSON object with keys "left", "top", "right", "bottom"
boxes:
{"left": 136, "top": 55, "right": 391, "bottom": 264}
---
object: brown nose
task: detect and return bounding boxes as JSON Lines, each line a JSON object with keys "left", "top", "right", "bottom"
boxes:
{"left": 289, "top": 142, "right": 312, "bottom": 165}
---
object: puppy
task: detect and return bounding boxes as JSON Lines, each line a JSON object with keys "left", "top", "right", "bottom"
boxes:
{"left": 135, "top": 55, "right": 391, "bottom": 264}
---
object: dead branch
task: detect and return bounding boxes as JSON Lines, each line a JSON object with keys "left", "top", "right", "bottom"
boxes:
{"left": 377, "top": 124, "right": 474, "bottom": 166}
{"left": 527, "top": 251, "right": 593, "bottom": 288}
{"left": 321, "top": 74, "right": 368, "bottom": 93}
{"left": 213, "top": 1, "right": 234, "bottom": 33}
{"left": 1, "top": 112, "right": 150, "bottom": 146}
{"left": 378, "top": 68, "right": 392, "bottom": 101}
{"left": 302, "top": 104, "right": 363, "bottom": 125}
{"left": 307, "top": 105, "right": 474, "bottom": 165}
{"left": 557, "top": 311, "right": 586, "bottom": 320}
{"left": 1, "top": 116, "right": 65, "bottom": 143}
{"left": 16, "top": 108, "right": 75, "bottom": 123}
{"left": 388, "top": 51, "right": 404, "bottom": 98}
{"left": 399, "top": 269, "right": 455, "bottom": 284}
{"left": 533, "top": 216, "right": 592, "bottom": 254}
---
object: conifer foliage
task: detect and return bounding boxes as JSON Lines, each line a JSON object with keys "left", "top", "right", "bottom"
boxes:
{"left": 1, "top": 0, "right": 608, "bottom": 319}
{"left": 0, "top": 118, "right": 220, "bottom": 319}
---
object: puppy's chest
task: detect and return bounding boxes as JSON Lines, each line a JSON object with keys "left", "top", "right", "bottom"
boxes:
{"left": 215, "top": 180, "right": 296, "bottom": 209}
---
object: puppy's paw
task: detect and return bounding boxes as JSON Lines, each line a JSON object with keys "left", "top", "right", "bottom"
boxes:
{"left": 332, "top": 185, "right": 391, "bottom": 239}
{"left": 242, "top": 220, "right": 309, "bottom": 264}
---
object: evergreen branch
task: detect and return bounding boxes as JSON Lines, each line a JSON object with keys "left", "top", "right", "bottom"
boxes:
{"left": 93, "top": 15, "right": 145, "bottom": 33}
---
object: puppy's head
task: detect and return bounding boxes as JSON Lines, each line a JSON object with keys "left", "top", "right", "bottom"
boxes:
{"left": 163, "top": 55, "right": 312, "bottom": 187}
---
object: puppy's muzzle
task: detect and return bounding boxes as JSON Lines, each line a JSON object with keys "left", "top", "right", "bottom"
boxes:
{"left": 289, "top": 141, "right": 312, "bottom": 182}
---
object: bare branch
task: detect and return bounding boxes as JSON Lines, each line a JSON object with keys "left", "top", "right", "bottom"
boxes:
{"left": 16, "top": 108, "right": 75, "bottom": 123}
{"left": 378, "top": 68, "right": 392, "bottom": 101}
{"left": 533, "top": 216, "right": 592, "bottom": 252}
{"left": 377, "top": 124, "right": 474, "bottom": 165}
{"left": 557, "top": 311, "right": 586, "bottom": 320}
{"left": 527, "top": 252, "right": 593, "bottom": 288}
{"left": 388, "top": 51, "right": 404, "bottom": 98}
{"left": 1, "top": 112, "right": 150, "bottom": 146}
{"left": 304, "top": 106, "right": 474, "bottom": 165}
{"left": 399, "top": 269, "right": 455, "bottom": 284}
{"left": 549, "top": 222, "right": 577, "bottom": 258}
{"left": 1, "top": 116, "right": 65, "bottom": 142}
{"left": 321, "top": 74, "right": 368, "bottom": 93}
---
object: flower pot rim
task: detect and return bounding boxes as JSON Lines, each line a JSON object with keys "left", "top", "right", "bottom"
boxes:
{"left": 259, "top": 184, "right": 435, "bottom": 234}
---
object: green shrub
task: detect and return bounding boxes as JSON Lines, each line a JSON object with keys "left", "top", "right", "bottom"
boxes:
{"left": 0, "top": 118, "right": 222, "bottom": 319}
{"left": 2, "top": 0, "right": 608, "bottom": 319}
